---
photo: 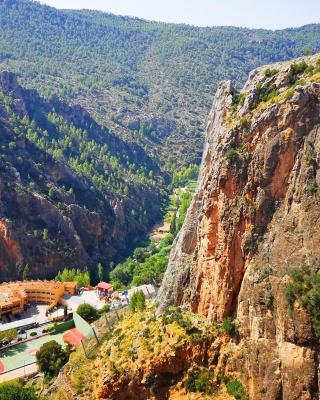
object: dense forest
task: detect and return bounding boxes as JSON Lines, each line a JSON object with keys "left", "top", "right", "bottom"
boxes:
{"left": 1, "top": 0, "right": 320, "bottom": 169}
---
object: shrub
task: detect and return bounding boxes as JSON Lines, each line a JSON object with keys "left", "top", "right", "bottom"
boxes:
{"left": 284, "top": 87, "right": 295, "bottom": 101}
{"left": 76, "top": 303, "right": 98, "bottom": 322}
{"left": 254, "top": 82, "right": 279, "bottom": 103}
{"left": 220, "top": 317, "right": 237, "bottom": 337}
{"left": 129, "top": 290, "right": 146, "bottom": 312}
{"left": 286, "top": 61, "right": 308, "bottom": 84}
{"left": 307, "top": 180, "right": 320, "bottom": 197}
{"left": 225, "top": 148, "right": 239, "bottom": 164}
{"left": 226, "top": 380, "right": 247, "bottom": 400}
{"left": 264, "top": 68, "right": 278, "bottom": 78}
{"left": 30, "top": 332, "right": 37, "bottom": 337}
{"left": 36, "top": 340, "right": 69, "bottom": 377}
{"left": 98, "top": 304, "right": 111, "bottom": 314}
{"left": 232, "top": 93, "right": 246, "bottom": 108}
{"left": 185, "top": 369, "right": 214, "bottom": 394}
{"left": 284, "top": 264, "right": 320, "bottom": 335}
{"left": 0, "top": 328, "right": 18, "bottom": 344}
{"left": 239, "top": 117, "right": 250, "bottom": 130}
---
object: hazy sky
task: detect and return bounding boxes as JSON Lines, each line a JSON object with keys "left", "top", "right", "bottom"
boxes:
{"left": 38, "top": 0, "right": 320, "bottom": 29}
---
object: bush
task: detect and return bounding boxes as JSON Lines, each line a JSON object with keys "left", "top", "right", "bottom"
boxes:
{"left": 98, "top": 304, "right": 111, "bottom": 314}
{"left": 220, "top": 317, "right": 237, "bottom": 337}
{"left": 129, "top": 291, "right": 146, "bottom": 312}
{"left": 0, "top": 381, "right": 37, "bottom": 400}
{"left": 0, "top": 328, "right": 18, "bottom": 344}
{"left": 185, "top": 369, "right": 214, "bottom": 394}
{"left": 36, "top": 340, "right": 68, "bottom": 377}
{"left": 284, "top": 264, "right": 320, "bottom": 336}
{"left": 76, "top": 304, "right": 98, "bottom": 322}
{"left": 264, "top": 68, "right": 278, "bottom": 78}
{"left": 225, "top": 148, "right": 239, "bottom": 164}
{"left": 286, "top": 61, "right": 308, "bottom": 84}
{"left": 232, "top": 93, "right": 246, "bottom": 108}
{"left": 30, "top": 332, "right": 37, "bottom": 337}
{"left": 226, "top": 380, "right": 247, "bottom": 400}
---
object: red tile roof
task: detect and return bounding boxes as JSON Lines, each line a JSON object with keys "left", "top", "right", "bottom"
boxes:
{"left": 97, "top": 282, "right": 113, "bottom": 291}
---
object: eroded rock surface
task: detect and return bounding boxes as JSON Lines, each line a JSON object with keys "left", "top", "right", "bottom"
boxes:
{"left": 158, "top": 54, "right": 320, "bottom": 399}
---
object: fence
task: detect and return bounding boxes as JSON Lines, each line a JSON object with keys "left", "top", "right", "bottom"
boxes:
{"left": 80, "top": 305, "right": 128, "bottom": 358}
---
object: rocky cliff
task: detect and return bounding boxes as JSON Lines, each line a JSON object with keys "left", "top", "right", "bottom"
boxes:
{"left": 0, "top": 72, "right": 164, "bottom": 281}
{"left": 158, "top": 54, "right": 320, "bottom": 399}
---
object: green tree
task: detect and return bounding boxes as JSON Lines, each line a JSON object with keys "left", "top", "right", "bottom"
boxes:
{"left": 76, "top": 304, "right": 98, "bottom": 322}
{"left": 22, "top": 264, "right": 30, "bottom": 281}
{"left": 36, "top": 340, "right": 68, "bottom": 377}
{"left": 97, "top": 262, "right": 104, "bottom": 282}
{"left": 129, "top": 290, "right": 146, "bottom": 313}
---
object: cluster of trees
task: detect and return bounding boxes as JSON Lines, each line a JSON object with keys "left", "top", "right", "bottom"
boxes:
{"left": 55, "top": 268, "right": 90, "bottom": 287}
{"left": 110, "top": 234, "right": 172, "bottom": 290}
{"left": 0, "top": 381, "right": 37, "bottom": 400}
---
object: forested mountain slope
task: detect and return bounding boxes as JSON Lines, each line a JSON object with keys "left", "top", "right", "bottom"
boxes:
{"left": 0, "top": 71, "right": 164, "bottom": 281}
{"left": 1, "top": 0, "right": 320, "bottom": 168}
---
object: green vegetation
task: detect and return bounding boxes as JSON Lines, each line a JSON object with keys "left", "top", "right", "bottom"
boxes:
{"left": 264, "top": 68, "right": 278, "bottom": 77}
{"left": 76, "top": 304, "right": 98, "bottom": 322}
{"left": 232, "top": 93, "right": 246, "bottom": 109}
{"left": 0, "top": 328, "right": 18, "bottom": 345}
{"left": 0, "top": 381, "right": 38, "bottom": 400}
{"left": 30, "top": 332, "right": 37, "bottom": 337}
{"left": 220, "top": 317, "right": 237, "bottom": 337}
{"left": 129, "top": 291, "right": 146, "bottom": 312}
{"left": 185, "top": 368, "right": 215, "bottom": 394}
{"left": 307, "top": 180, "right": 320, "bottom": 196}
{"left": 253, "top": 81, "right": 279, "bottom": 106}
{"left": 226, "top": 380, "right": 247, "bottom": 400}
{"left": 284, "top": 264, "right": 320, "bottom": 336}
{"left": 225, "top": 148, "right": 240, "bottom": 164}
{"left": 170, "top": 165, "right": 199, "bottom": 189}
{"left": 286, "top": 61, "right": 308, "bottom": 84}
{"left": 97, "top": 262, "right": 104, "bottom": 282}
{"left": 36, "top": 340, "right": 69, "bottom": 377}
{"left": 110, "top": 183, "right": 194, "bottom": 290}
{"left": 1, "top": 1, "right": 320, "bottom": 169}
{"left": 55, "top": 268, "right": 90, "bottom": 287}
{"left": 22, "top": 264, "right": 30, "bottom": 281}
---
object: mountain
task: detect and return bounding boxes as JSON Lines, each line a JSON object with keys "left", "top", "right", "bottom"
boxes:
{"left": 1, "top": 0, "right": 320, "bottom": 169}
{"left": 47, "top": 55, "right": 320, "bottom": 400}
{"left": 0, "top": 71, "right": 164, "bottom": 281}
{"left": 158, "top": 54, "right": 320, "bottom": 398}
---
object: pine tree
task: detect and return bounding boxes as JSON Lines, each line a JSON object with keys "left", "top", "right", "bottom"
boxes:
{"left": 22, "top": 264, "right": 30, "bottom": 281}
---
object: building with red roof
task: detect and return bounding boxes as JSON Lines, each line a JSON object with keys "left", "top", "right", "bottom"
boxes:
{"left": 96, "top": 282, "right": 113, "bottom": 295}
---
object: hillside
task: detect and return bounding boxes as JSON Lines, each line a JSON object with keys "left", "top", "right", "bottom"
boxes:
{"left": 41, "top": 54, "right": 320, "bottom": 400}
{"left": 158, "top": 54, "right": 320, "bottom": 398}
{"left": 0, "top": 71, "right": 164, "bottom": 281}
{"left": 1, "top": 0, "right": 320, "bottom": 168}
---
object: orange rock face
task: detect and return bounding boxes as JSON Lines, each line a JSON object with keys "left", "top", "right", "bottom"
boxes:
{"left": 158, "top": 55, "right": 320, "bottom": 399}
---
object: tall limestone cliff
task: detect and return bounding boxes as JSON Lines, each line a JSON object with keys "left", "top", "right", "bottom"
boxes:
{"left": 158, "top": 54, "right": 320, "bottom": 399}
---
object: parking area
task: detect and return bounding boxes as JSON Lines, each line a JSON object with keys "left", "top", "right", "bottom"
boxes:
{"left": 63, "top": 290, "right": 106, "bottom": 311}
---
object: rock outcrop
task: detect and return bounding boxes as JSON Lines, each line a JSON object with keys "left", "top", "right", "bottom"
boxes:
{"left": 158, "top": 54, "right": 320, "bottom": 399}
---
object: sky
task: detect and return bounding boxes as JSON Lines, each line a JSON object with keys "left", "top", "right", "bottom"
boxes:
{"left": 38, "top": 0, "right": 320, "bottom": 30}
